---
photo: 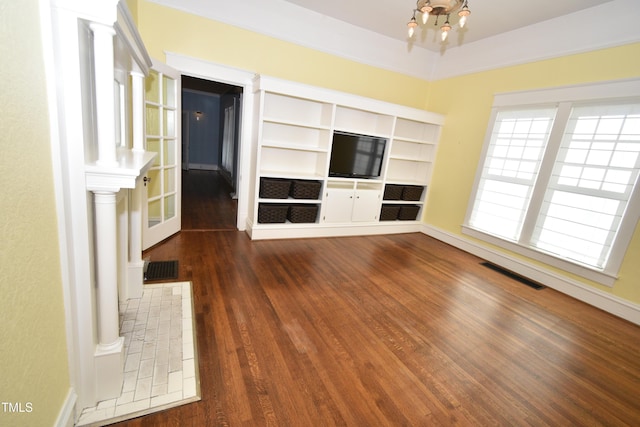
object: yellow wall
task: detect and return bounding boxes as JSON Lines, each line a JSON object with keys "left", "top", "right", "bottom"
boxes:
{"left": 0, "top": 0, "right": 70, "bottom": 425}
{"left": 425, "top": 44, "right": 640, "bottom": 303}
{"left": 132, "top": 0, "right": 640, "bottom": 304}
{"left": 133, "top": 0, "right": 431, "bottom": 109}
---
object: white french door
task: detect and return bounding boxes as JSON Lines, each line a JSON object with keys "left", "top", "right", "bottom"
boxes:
{"left": 142, "top": 61, "right": 182, "bottom": 249}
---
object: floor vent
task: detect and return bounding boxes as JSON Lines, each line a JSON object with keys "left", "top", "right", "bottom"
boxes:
{"left": 480, "top": 262, "right": 545, "bottom": 290}
{"left": 144, "top": 260, "right": 179, "bottom": 281}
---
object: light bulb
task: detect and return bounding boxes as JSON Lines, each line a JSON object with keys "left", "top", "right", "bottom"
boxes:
{"left": 458, "top": 5, "right": 470, "bottom": 28}
{"left": 441, "top": 21, "right": 451, "bottom": 41}
{"left": 420, "top": 4, "right": 432, "bottom": 25}
{"left": 407, "top": 17, "right": 418, "bottom": 38}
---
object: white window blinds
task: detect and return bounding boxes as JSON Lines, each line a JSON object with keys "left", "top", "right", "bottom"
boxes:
{"left": 468, "top": 108, "right": 556, "bottom": 240}
{"left": 531, "top": 102, "right": 640, "bottom": 268}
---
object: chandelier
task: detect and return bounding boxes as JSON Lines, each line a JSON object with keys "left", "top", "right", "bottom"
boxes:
{"left": 407, "top": 0, "right": 471, "bottom": 41}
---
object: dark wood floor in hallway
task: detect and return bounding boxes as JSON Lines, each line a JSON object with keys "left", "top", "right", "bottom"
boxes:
{"left": 117, "top": 174, "right": 640, "bottom": 426}
{"left": 180, "top": 169, "right": 237, "bottom": 231}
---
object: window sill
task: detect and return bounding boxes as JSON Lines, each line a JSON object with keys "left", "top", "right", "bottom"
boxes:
{"left": 461, "top": 225, "right": 617, "bottom": 287}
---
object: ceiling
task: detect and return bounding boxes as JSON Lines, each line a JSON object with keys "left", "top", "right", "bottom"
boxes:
{"left": 152, "top": 0, "right": 638, "bottom": 81}
{"left": 281, "top": 0, "right": 613, "bottom": 51}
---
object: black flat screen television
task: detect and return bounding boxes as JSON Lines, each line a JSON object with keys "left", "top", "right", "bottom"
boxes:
{"left": 328, "top": 131, "right": 386, "bottom": 179}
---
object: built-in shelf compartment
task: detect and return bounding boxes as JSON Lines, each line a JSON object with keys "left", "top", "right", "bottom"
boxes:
{"left": 249, "top": 75, "right": 444, "bottom": 240}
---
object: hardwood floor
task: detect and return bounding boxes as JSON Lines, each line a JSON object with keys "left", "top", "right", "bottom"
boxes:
{"left": 181, "top": 170, "right": 237, "bottom": 231}
{"left": 121, "top": 177, "right": 640, "bottom": 426}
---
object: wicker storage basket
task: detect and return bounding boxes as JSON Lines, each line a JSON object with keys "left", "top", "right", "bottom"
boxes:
{"left": 259, "top": 178, "right": 292, "bottom": 199}
{"left": 380, "top": 205, "right": 400, "bottom": 221}
{"left": 287, "top": 205, "right": 319, "bottom": 223}
{"left": 290, "top": 180, "right": 322, "bottom": 199}
{"left": 402, "top": 185, "right": 424, "bottom": 201}
{"left": 258, "top": 204, "right": 289, "bottom": 223}
{"left": 383, "top": 184, "right": 404, "bottom": 200}
{"left": 398, "top": 205, "right": 420, "bottom": 220}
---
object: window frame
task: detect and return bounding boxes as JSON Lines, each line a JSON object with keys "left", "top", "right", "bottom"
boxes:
{"left": 463, "top": 79, "right": 640, "bottom": 287}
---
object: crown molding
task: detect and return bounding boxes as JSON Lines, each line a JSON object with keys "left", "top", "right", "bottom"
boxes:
{"left": 149, "top": 0, "right": 640, "bottom": 82}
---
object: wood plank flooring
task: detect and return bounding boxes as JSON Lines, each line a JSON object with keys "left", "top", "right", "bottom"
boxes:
{"left": 118, "top": 172, "right": 640, "bottom": 426}
{"left": 180, "top": 169, "right": 237, "bottom": 231}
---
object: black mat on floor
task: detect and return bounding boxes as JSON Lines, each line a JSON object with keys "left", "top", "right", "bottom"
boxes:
{"left": 144, "top": 260, "right": 179, "bottom": 281}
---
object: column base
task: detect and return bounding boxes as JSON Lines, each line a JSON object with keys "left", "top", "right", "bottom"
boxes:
{"left": 126, "top": 260, "right": 145, "bottom": 300}
{"left": 94, "top": 337, "right": 125, "bottom": 401}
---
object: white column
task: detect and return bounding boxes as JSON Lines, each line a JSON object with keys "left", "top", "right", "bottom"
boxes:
{"left": 127, "top": 70, "right": 146, "bottom": 298}
{"left": 93, "top": 192, "right": 120, "bottom": 347}
{"left": 93, "top": 190, "right": 125, "bottom": 401}
{"left": 131, "top": 70, "right": 145, "bottom": 153}
{"left": 127, "top": 181, "right": 145, "bottom": 299}
{"left": 90, "top": 22, "right": 118, "bottom": 167}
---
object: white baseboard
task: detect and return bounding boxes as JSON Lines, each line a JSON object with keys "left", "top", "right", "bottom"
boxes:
{"left": 246, "top": 220, "right": 422, "bottom": 240}
{"left": 421, "top": 224, "right": 640, "bottom": 326}
{"left": 55, "top": 388, "right": 77, "bottom": 427}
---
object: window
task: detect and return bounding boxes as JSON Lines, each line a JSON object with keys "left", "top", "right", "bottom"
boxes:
{"left": 464, "top": 80, "right": 640, "bottom": 286}
{"left": 468, "top": 108, "right": 556, "bottom": 241}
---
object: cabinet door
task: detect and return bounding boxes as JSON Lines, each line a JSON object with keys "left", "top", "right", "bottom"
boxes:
{"left": 352, "top": 189, "right": 381, "bottom": 222}
{"left": 322, "top": 188, "right": 354, "bottom": 223}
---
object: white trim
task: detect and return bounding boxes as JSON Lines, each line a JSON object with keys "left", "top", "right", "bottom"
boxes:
{"left": 148, "top": 0, "right": 640, "bottom": 81}
{"left": 45, "top": 0, "right": 99, "bottom": 410}
{"left": 149, "top": 0, "right": 436, "bottom": 80}
{"left": 461, "top": 226, "right": 617, "bottom": 287}
{"left": 54, "top": 388, "right": 77, "bottom": 427}
{"left": 247, "top": 220, "right": 423, "bottom": 240}
{"left": 165, "top": 52, "right": 256, "bottom": 231}
{"left": 422, "top": 224, "right": 640, "bottom": 326}
{"left": 493, "top": 78, "right": 640, "bottom": 107}
{"left": 464, "top": 78, "right": 640, "bottom": 286}
{"left": 429, "top": 0, "right": 640, "bottom": 81}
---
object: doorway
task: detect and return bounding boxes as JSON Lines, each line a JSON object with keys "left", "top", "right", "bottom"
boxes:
{"left": 181, "top": 75, "right": 242, "bottom": 230}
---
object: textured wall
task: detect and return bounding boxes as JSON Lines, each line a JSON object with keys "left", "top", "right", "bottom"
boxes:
{"left": 0, "top": 0, "right": 71, "bottom": 425}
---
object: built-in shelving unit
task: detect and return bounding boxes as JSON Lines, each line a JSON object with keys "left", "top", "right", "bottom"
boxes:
{"left": 248, "top": 76, "right": 444, "bottom": 240}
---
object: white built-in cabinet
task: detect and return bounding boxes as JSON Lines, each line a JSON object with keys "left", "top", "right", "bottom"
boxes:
{"left": 248, "top": 76, "right": 444, "bottom": 240}
{"left": 324, "top": 181, "right": 382, "bottom": 223}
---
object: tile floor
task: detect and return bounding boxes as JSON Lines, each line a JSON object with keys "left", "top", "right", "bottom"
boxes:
{"left": 76, "top": 282, "right": 200, "bottom": 426}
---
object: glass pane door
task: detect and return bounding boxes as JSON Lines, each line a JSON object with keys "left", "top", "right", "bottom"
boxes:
{"left": 142, "top": 63, "right": 181, "bottom": 249}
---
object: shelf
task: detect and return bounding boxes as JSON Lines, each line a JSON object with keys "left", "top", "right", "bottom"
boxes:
{"left": 388, "top": 155, "right": 430, "bottom": 162}
{"left": 260, "top": 147, "right": 328, "bottom": 177}
{"left": 261, "top": 121, "right": 331, "bottom": 151}
{"left": 384, "top": 178, "right": 428, "bottom": 186}
{"left": 394, "top": 118, "right": 440, "bottom": 141}
{"left": 263, "top": 92, "right": 333, "bottom": 129}
{"left": 390, "top": 140, "right": 435, "bottom": 163}
{"left": 334, "top": 105, "right": 393, "bottom": 137}
{"left": 392, "top": 136, "right": 437, "bottom": 145}
{"left": 251, "top": 77, "right": 442, "bottom": 239}
{"left": 262, "top": 117, "right": 331, "bottom": 130}
{"left": 261, "top": 142, "right": 328, "bottom": 153}
{"left": 258, "top": 197, "right": 320, "bottom": 204}
{"left": 260, "top": 170, "right": 326, "bottom": 181}
{"left": 386, "top": 159, "right": 431, "bottom": 184}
